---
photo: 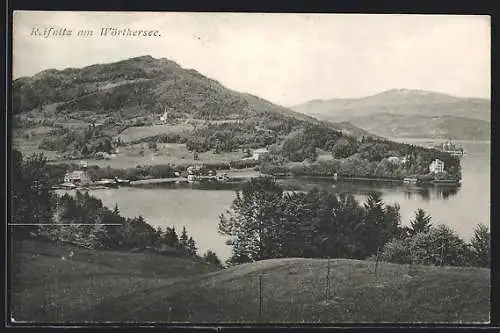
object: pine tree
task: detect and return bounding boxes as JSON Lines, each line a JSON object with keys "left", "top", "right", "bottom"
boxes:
{"left": 154, "top": 226, "right": 164, "bottom": 246}
{"left": 384, "top": 203, "right": 403, "bottom": 240}
{"left": 361, "top": 191, "right": 387, "bottom": 256}
{"left": 113, "top": 203, "right": 120, "bottom": 215}
{"left": 187, "top": 237, "right": 197, "bottom": 256}
{"left": 179, "top": 226, "right": 188, "bottom": 249}
{"left": 407, "top": 208, "right": 432, "bottom": 237}
{"left": 469, "top": 223, "right": 490, "bottom": 267}
{"left": 164, "top": 227, "right": 179, "bottom": 247}
{"left": 203, "top": 250, "right": 222, "bottom": 267}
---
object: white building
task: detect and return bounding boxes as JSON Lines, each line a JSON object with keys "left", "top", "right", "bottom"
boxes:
{"left": 387, "top": 156, "right": 401, "bottom": 165}
{"left": 401, "top": 155, "right": 410, "bottom": 165}
{"left": 64, "top": 170, "right": 91, "bottom": 185}
{"left": 429, "top": 159, "right": 445, "bottom": 174}
{"left": 252, "top": 148, "right": 269, "bottom": 161}
{"left": 160, "top": 111, "right": 168, "bottom": 123}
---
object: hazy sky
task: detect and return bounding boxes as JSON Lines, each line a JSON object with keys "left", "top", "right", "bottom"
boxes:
{"left": 13, "top": 12, "right": 490, "bottom": 106}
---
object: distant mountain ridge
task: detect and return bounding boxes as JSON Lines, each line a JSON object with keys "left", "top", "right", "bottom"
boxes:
{"left": 291, "top": 88, "right": 490, "bottom": 140}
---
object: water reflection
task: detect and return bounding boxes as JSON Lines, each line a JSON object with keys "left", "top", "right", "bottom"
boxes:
{"left": 276, "top": 176, "right": 461, "bottom": 202}
{"left": 403, "top": 186, "right": 460, "bottom": 201}
{"left": 130, "top": 176, "right": 461, "bottom": 202}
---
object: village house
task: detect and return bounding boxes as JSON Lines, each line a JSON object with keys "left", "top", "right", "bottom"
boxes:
{"left": 63, "top": 170, "right": 91, "bottom": 185}
{"left": 387, "top": 156, "right": 401, "bottom": 165}
{"left": 160, "top": 111, "right": 168, "bottom": 123}
{"left": 252, "top": 148, "right": 269, "bottom": 161}
{"left": 401, "top": 155, "right": 410, "bottom": 165}
{"left": 95, "top": 152, "right": 115, "bottom": 160}
{"left": 429, "top": 159, "right": 445, "bottom": 174}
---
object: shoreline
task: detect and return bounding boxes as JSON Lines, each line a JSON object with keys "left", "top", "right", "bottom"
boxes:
{"left": 74, "top": 173, "right": 459, "bottom": 189}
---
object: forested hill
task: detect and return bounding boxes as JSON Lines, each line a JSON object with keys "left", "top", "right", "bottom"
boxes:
{"left": 12, "top": 55, "right": 371, "bottom": 137}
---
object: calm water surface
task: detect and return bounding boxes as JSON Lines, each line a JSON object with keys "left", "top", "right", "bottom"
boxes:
{"left": 77, "top": 139, "right": 490, "bottom": 261}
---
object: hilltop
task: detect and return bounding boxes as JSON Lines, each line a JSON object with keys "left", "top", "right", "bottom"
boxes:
{"left": 291, "top": 89, "right": 490, "bottom": 140}
{"left": 12, "top": 55, "right": 376, "bottom": 166}
{"left": 13, "top": 55, "right": 367, "bottom": 135}
{"left": 11, "top": 238, "right": 490, "bottom": 323}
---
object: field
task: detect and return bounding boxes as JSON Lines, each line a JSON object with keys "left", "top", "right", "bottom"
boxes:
{"left": 49, "top": 143, "right": 247, "bottom": 169}
{"left": 115, "top": 120, "right": 243, "bottom": 144}
{"left": 11, "top": 239, "right": 490, "bottom": 324}
{"left": 13, "top": 119, "right": 251, "bottom": 168}
{"left": 115, "top": 123, "right": 196, "bottom": 143}
{"left": 12, "top": 132, "right": 61, "bottom": 161}
{"left": 316, "top": 149, "right": 335, "bottom": 162}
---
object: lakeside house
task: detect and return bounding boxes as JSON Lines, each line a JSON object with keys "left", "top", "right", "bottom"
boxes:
{"left": 160, "top": 111, "right": 168, "bottom": 123}
{"left": 187, "top": 165, "right": 202, "bottom": 175}
{"left": 429, "top": 159, "right": 445, "bottom": 174}
{"left": 216, "top": 173, "right": 230, "bottom": 182}
{"left": 96, "top": 152, "right": 116, "bottom": 160}
{"left": 63, "top": 170, "right": 91, "bottom": 186}
{"left": 253, "top": 148, "right": 269, "bottom": 161}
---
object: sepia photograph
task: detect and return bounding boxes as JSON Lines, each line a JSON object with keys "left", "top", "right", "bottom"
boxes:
{"left": 9, "top": 12, "right": 491, "bottom": 324}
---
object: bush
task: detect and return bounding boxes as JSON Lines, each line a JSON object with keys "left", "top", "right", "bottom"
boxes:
{"left": 229, "top": 159, "right": 258, "bottom": 169}
{"left": 380, "top": 224, "right": 470, "bottom": 266}
{"left": 147, "top": 140, "right": 158, "bottom": 150}
{"left": 379, "top": 238, "right": 411, "bottom": 264}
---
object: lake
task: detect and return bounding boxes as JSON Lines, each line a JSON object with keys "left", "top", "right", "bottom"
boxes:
{"left": 68, "top": 139, "right": 490, "bottom": 261}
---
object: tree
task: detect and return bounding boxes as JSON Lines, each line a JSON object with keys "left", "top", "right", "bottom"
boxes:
{"left": 164, "top": 226, "right": 179, "bottom": 247}
{"left": 186, "top": 237, "right": 197, "bottom": 256}
{"left": 469, "top": 223, "right": 490, "bottom": 267}
{"left": 218, "top": 177, "right": 283, "bottom": 263}
{"left": 179, "top": 226, "right": 188, "bottom": 249}
{"left": 279, "top": 191, "right": 313, "bottom": 258}
{"left": 148, "top": 140, "right": 158, "bottom": 150}
{"left": 203, "top": 250, "right": 223, "bottom": 268}
{"left": 407, "top": 208, "right": 432, "bottom": 237}
{"left": 384, "top": 203, "right": 404, "bottom": 240}
{"left": 360, "top": 191, "right": 387, "bottom": 257}
{"left": 12, "top": 151, "right": 54, "bottom": 235}
{"left": 81, "top": 144, "right": 90, "bottom": 156}
{"left": 112, "top": 203, "right": 120, "bottom": 215}
{"left": 330, "top": 192, "right": 366, "bottom": 258}
{"left": 332, "top": 137, "right": 357, "bottom": 159}
{"left": 154, "top": 226, "right": 164, "bottom": 245}
{"left": 381, "top": 224, "right": 469, "bottom": 266}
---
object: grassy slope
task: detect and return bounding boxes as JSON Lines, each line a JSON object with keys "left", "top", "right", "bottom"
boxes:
{"left": 11, "top": 239, "right": 219, "bottom": 323}
{"left": 11, "top": 239, "right": 490, "bottom": 324}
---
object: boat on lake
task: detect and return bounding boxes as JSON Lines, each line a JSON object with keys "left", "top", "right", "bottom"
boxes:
{"left": 403, "top": 177, "right": 420, "bottom": 185}
{"left": 430, "top": 179, "right": 461, "bottom": 186}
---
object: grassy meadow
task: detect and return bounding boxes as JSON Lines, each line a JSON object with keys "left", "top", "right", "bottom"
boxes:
{"left": 46, "top": 142, "right": 247, "bottom": 169}
{"left": 11, "top": 239, "right": 490, "bottom": 324}
{"left": 115, "top": 123, "right": 195, "bottom": 143}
